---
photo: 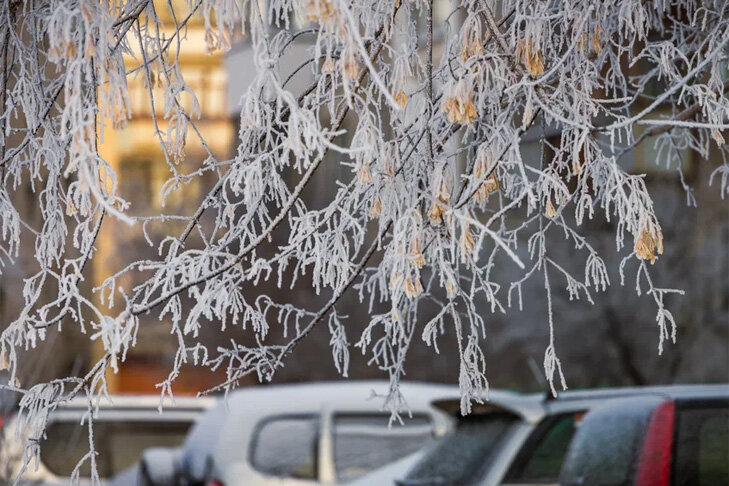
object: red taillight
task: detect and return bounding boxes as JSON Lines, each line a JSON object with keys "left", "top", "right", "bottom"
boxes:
{"left": 206, "top": 480, "right": 225, "bottom": 486}
{"left": 635, "top": 400, "right": 675, "bottom": 486}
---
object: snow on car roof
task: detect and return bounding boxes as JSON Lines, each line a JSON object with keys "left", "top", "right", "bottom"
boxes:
{"left": 209, "top": 380, "right": 460, "bottom": 412}
{"left": 549, "top": 383, "right": 729, "bottom": 401}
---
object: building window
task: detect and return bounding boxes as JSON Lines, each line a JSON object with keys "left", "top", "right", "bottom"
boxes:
{"left": 119, "top": 158, "right": 155, "bottom": 213}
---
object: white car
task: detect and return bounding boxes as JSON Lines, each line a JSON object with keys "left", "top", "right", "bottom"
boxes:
{"left": 141, "top": 381, "right": 491, "bottom": 486}
{"left": 2, "top": 394, "right": 216, "bottom": 485}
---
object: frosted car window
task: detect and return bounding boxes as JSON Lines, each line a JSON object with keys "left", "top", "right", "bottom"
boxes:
{"left": 250, "top": 416, "right": 318, "bottom": 479}
{"left": 334, "top": 414, "right": 433, "bottom": 481}
{"left": 401, "top": 412, "right": 517, "bottom": 486}
{"left": 560, "top": 400, "right": 655, "bottom": 486}
{"left": 40, "top": 421, "right": 190, "bottom": 478}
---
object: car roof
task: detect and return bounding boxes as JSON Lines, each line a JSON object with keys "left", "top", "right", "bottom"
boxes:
{"left": 432, "top": 384, "right": 729, "bottom": 422}
{"left": 56, "top": 394, "right": 218, "bottom": 411}
{"left": 550, "top": 383, "right": 729, "bottom": 401}
{"left": 212, "top": 380, "right": 459, "bottom": 413}
{"left": 11, "top": 394, "right": 220, "bottom": 424}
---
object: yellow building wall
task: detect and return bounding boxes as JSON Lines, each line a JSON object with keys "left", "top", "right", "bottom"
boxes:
{"left": 95, "top": 4, "right": 235, "bottom": 393}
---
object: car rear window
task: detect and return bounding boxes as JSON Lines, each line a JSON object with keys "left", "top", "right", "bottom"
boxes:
{"left": 560, "top": 398, "right": 657, "bottom": 486}
{"left": 673, "top": 400, "right": 729, "bottom": 486}
{"left": 250, "top": 415, "right": 319, "bottom": 479}
{"left": 333, "top": 413, "right": 433, "bottom": 482}
{"left": 401, "top": 412, "right": 517, "bottom": 486}
{"left": 41, "top": 420, "right": 191, "bottom": 478}
{"left": 504, "top": 412, "right": 583, "bottom": 483}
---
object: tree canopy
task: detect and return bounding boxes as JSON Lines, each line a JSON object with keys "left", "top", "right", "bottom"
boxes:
{"left": 0, "top": 0, "right": 728, "bottom": 478}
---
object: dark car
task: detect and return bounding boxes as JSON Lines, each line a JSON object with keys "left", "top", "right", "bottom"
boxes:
{"left": 559, "top": 385, "right": 729, "bottom": 486}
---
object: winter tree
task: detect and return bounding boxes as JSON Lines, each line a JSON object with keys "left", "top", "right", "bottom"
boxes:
{"left": 0, "top": 0, "right": 728, "bottom": 479}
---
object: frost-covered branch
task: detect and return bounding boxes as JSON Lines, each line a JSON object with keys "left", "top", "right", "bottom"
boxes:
{"left": 1, "top": 0, "right": 728, "bottom": 481}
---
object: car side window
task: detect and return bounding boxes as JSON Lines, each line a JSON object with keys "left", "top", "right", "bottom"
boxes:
{"left": 504, "top": 412, "right": 583, "bottom": 483}
{"left": 673, "top": 402, "right": 729, "bottom": 486}
{"left": 40, "top": 420, "right": 191, "bottom": 478}
{"left": 333, "top": 413, "right": 433, "bottom": 482}
{"left": 250, "top": 416, "right": 319, "bottom": 480}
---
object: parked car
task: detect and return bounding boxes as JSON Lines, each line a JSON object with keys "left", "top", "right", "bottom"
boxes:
{"left": 560, "top": 384, "right": 729, "bottom": 486}
{"left": 140, "top": 381, "right": 471, "bottom": 486}
{"left": 1, "top": 394, "right": 216, "bottom": 485}
{"left": 395, "top": 385, "right": 722, "bottom": 486}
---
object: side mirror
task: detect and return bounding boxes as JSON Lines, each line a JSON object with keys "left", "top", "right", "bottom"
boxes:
{"left": 139, "top": 447, "right": 181, "bottom": 486}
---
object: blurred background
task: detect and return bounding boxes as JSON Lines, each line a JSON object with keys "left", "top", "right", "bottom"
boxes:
{"left": 0, "top": 0, "right": 727, "bottom": 399}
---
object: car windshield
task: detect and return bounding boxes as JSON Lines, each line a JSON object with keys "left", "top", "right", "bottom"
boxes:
{"left": 400, "top": 412, "right": 518, "bottom": 486}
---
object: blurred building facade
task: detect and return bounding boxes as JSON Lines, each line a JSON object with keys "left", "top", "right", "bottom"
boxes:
{"left": 95, "top": 1, "right": 235, "bottom": 393}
